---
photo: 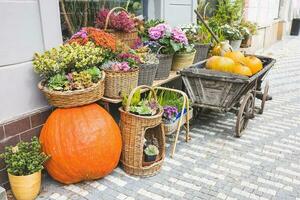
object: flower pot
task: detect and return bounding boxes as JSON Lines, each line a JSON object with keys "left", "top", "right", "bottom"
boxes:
{"left": 193, "top": 43, "right": 210, "bottom": 63}
{"left": 171, "top": 50, "right": 196, "bottom": 71}
{"left": 144, "top": 154, "right": 157, "bottom": 162}
{"left": 138, "top": 63, "right": 159, "bottom": 86}
{"left": 155, "top": 54, "right": 174, "bottom": 80}
{"left": 8, "top": 171, "right": 41, "bottom": 200}
{"left": 240, "top": 36, "right": 252, "bottom": 48}
{"left": 107, "top": 30, "right": 139, "bottom": 48}
{"left": 229, "top": 40, "right": 242, "bottom": 50}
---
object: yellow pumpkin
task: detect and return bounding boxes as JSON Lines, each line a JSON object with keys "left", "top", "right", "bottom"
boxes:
{"left": 206, "top": 56, "right": 235, "bottom": 73}
{"left": 233, "top": 63, "right": 253, "bottom": 77}
{"left": 244, "top": 56, "right": 263, "bottom": 74}
{"left": 211, "top": 41, "right": 232, "bottom": 56}
{"left": 224, "top": 51, "right": 245, "bottom": 64}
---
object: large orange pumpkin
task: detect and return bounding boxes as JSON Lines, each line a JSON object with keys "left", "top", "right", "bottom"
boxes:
{"left": 206, "top": 56, "right": 235, "bottom": 73}
{"left": 233, "top": 63, "right": 253, "bottom": 77}
{"left": 244, "top": 56, "right": 263, "bottom": 74}
{"left": 224, "top": 51, "right": 245, "bottom": 64}
{"left": 40, "top": 103, "right": 122, "bottom": 184}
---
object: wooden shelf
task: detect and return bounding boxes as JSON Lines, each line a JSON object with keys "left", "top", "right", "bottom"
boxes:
{"left": 101, "top": 71, "right": 180, "bottom": 104}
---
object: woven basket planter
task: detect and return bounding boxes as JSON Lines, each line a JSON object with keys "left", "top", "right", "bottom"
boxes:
{"left": 171, "top": 51, "right": 196, "bottom": 71}
{"left": 104, "top": 68, "right": 138, "bottom": 99}
{"left": 155, "top": 54, "right": 174, "bottom": 80}
{"left": 138, "top": 63, "right": 158, "bottom": 86}
{"left": 104, "top": 7, "right": 139, "bottom": 48}
{"left": 38, "top": 73, "right": 105, "bottom": 108}
{"left": 119, "top": 85, "right": 165, "bottom": 177}
{"left": 193, "top": 43, "right": 210, "bottom": 64}
{"left": 163, "top": 108, "right": 193, "bottom": 136}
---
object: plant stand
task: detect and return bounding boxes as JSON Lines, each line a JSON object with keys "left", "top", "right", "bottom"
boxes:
{"left": 119, "top": 85, "right": 165, "bottom": 177}
{"left": 155, "top": 87, "right": 191, "bottom": 158}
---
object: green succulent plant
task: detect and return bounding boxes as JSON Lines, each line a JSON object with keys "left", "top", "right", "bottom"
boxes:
{"left": 144, "top": 145, "right": 159, "bottom": 156}
{"left": 47, "top": 74, "right": 69, "bottom": 91}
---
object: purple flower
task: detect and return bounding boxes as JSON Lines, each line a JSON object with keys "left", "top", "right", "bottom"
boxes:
{"left": 149, "top": 27, "right": 163, "bottom": 40}
{"left": 163, "top": 106, "right": 178, "bottom": 121}
{"left": 148, "top": 23, "right": 171, "bottom": 40}
{"left": 71, "top": 28, "right": 88, "bottom": 39}
{"left": 171, "top": 28, "right": 188, "bottom": 45}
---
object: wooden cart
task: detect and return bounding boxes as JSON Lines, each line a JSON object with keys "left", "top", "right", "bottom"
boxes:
{"left": 180, "top": 55, "right": 276, "bottom": 137}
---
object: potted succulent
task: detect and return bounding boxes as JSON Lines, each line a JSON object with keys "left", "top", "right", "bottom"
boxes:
{"left": 239, "top": 20, "right": 258, "bottom": 48}
{"left": 221, "top": 24, "right": 243, "bottom": 50}
{"left": 135, "top": 46, "right": 159, "bottom": 86}
{"left": 170, "top": 27, "right": 195, "bottom": 71}
{"left": 144, "top": 145, "right": 159, "bottom": 162}
{"left": 142, "top": 22, "right": 187, "bottom": 80}
{"left": 182, "top": 24, "right": 212, "bottom": 63}
{"left": 95, "top": 8, "right": 140, "bottom": 48}
{"left": 101, "top": 52, "right": 140, "bottom": 99}
{"left": 33, "top": 42, "right": 106, "bottom": 108}
{"left": 0, "top": 137, "right": 49, "bottom": 200}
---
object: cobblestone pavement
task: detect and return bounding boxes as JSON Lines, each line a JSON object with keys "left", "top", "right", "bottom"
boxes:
{"left": 37, "top": 37, "right": 300, "bottom": 200}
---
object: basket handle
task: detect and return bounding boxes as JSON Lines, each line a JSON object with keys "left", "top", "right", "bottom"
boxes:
{"left": 104, "top": 7, "right": 129, "bottom": 31}
{"left": 125, "top": 85, "right": 158, "bottom": 112}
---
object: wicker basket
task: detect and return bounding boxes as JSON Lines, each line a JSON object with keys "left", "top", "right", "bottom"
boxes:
{"left": 193, "top": 43, "right": 210, "bottom": 64}
{"left": 119, "top": 85, "right": 165, "bottom": 177}
{"left": 138, "top": 63, "right": 158, "bottom": 86}
{"left": 171, "top": 51, "right": 196, "bottom": 71}
{"left": 104, "top": 68, "right": 139, "bottom": 99}
{"left": 163, "top": 108, "right": 193, "bottom": 136}
{"left": 38, "top": 73, "right": 105, "bottom": 108}
{"left": 155, "top": 54, "right": 174, "bottom": 80}
{"left": 104, "top": 7, "right": 139, "bottom": 48}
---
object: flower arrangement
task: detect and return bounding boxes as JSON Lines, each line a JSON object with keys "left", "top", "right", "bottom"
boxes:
{"left": 0, "top": 137, "right": 49, "bottom": 176}
{"left": 101, "top": 51, "right": 141, "bottom": 72}
{"left": 143, "top": 22, "right": 192, "bottom": 54}
{"left": 221, "top": 24, "right": 243, "bottom": 41}
{"left": 182, "top": 24, "right": 212, "bottom": 44}
{"left": 135, "top": 46, "right": 159, "bottom": 65}
{"left": 95, "top": 9, "right": 137, "bottom": 33}
{"left": 68, "top": 27, "right": 117, "bottom": 52}
{"left": 122, "top": 88, "right": 160, "bottom": 116}
{"left": 163, "top": 106, "right": 178, "bottom": 123}
{"left": 33, "top": 42, "right": 104, "bottom": 91}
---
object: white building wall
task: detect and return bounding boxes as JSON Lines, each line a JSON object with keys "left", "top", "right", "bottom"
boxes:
{"left": 0, "top": 0, "right": 62, "bottom": 123}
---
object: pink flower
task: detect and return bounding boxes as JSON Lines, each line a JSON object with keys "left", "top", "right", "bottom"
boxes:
{"left": 149, "top": 27, "right": 163, "bottom": 40}
{"left": 111, "top": 62, "right": 131, "bottom": 72}
{"left": 171, "top": 28, "right": 188, "bottom": 45}
{"left": 156, "top": 24, "right": 171, "bottom": 34}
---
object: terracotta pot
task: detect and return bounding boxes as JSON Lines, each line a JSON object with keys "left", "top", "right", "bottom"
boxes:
{"left": 171, "top": 50, "right": 196, "bottom": 71}
{"left": 8, "top": 171, "right": 41, "bottom": 200}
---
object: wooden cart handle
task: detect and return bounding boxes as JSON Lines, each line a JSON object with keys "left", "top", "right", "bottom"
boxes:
{"left": 104, "top": 7, "right": 129, "bottom": 31}
{"left": 125, "top": 85, "right": 158, "bottom": 112}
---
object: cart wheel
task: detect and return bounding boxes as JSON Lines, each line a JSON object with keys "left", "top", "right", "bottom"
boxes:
{"left": 235, "top": 93, "right": 255, "bottom": 137}
{"left": 259, "top": 81, "right": 269, "bottom": 114}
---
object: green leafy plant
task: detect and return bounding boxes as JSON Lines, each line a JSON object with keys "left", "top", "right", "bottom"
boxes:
{"left": 144, "top": 144, "right": 159, "bottom": 156}
{"left": 0, "top": 137, "right": 49, "bottom": 176}
{"left": 182, "top": 24, "right": 212, "bottom": 44}
{"left": 221, "top": 24, "right": 243, "bottom": 41}
{"left": 240, "top": 20, "right": 258, "bottom": 35}
{"left": 48, "top": 74, "right": 69, "bottom": 91}
{"left": 239, "top": 26, "right": 251, "bottom": 39}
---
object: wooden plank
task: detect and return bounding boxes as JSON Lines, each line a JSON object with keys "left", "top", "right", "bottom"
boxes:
{"left": 101, "top": 71, "right": 180, "bottom": 104}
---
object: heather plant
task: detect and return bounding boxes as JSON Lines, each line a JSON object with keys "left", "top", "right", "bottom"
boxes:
{"left": 95, "top": 9, "right": 136, "bottom": 32}
{"left": 0, "top": 137, "right": 49, "bottom": 176}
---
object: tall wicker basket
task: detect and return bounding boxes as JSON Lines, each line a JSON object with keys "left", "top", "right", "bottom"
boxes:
{"left": 104, "top": 68, "right": 139, "bottom": 99}
{"left": 119, "top": 85, "right": 165, "bottom": 177}
{"left": 104, "top": 7, "right": 139, "bottom": 48}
